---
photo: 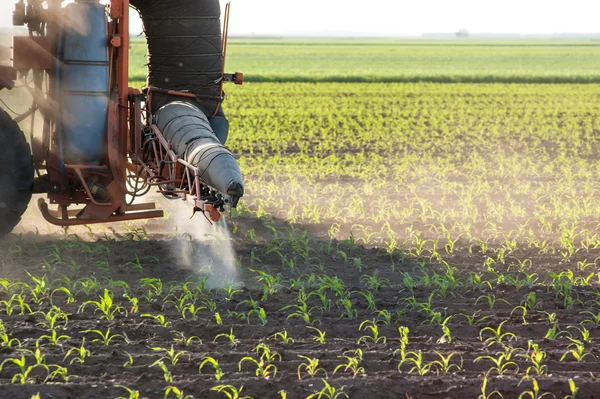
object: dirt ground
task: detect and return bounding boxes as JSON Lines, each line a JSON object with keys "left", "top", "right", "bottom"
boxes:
{"left": 0, "top": 203, "right": 597, "bottom": 399}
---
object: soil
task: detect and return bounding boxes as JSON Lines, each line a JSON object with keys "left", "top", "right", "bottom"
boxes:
{"left": 0, "top": 209, "right": 598, "bottom": 399}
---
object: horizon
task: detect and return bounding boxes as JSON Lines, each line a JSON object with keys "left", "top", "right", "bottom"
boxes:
{"left": 0, "top": 0, "right": 599, "bottom": 37}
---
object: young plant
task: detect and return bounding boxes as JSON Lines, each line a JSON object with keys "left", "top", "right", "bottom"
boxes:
{"left": 478, "top": 375, "right": 504, "bottom": 399}
{"left": 357, "top": 319, "right": 387, "bottom": 345}
{"left": 214, "top": 328, "right": 239, "bottom": 345}
{"left": 430, "top": 351, "right": 463, "bottom": 375}
{"left": 199, "top": 356, "right": 224, "bottom": 381}
{"left": 519, "top": 341, "right": 547, "bottom": 376}
{"left": 78, "top": 289, "right": 126, "bottom": 320}
{"left": 210, "top": 385, "right": 254, "bottom": 399}
{"left": 475, "top": 351, "right": 519, "bottom": 376}
{"left": 404, "top": 350, "right": 431, "bottom": 376}
{"left": 306, "top": 326, "right": 326, "bottom": 344}
{"left": 269, "top": 329, "right": 295, "bottom": 344}
{"left": 297, "top": 355, "right": 328, "bottom": 380}
{"left": 164, "top": 386, "right": 194, "bottom": 399}
{"left": 517, "top": 378, "right": 555, "bottom": 399}
{"left": 150, "top": 360, "right": 173, "bottom": 383}
{"left": 333, "top": 349, "right": 365, "bottom": 378}
{"left": 81, "top": 328, "right": 129, "bottom": 345}
{"left": 238, "top": 356, "right": 278, "bottom": 378}
{"left": 150, "top": 345, "right": 187, "bottom": 365}
{"left": 306, "top": 379, "right": 348, "bottom": 399}
{"left": 479, "top": 320, "right": 517, "bottom": 347}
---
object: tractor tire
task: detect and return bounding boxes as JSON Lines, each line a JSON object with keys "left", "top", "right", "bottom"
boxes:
{"left": 0, "top": 107, "right": 34, "bottom": 237}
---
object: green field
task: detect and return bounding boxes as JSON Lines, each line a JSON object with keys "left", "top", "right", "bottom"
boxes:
{"left": 129, "top": 37, "right": 600, "bottom": 83}
{"left": 2, "top": 37, "right": 600, "bottom": 398}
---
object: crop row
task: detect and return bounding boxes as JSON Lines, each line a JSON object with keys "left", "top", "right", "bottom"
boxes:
{"left": 127, "top": 38, "right": 600, "bottom": 83}
{"left": 1, "top": 214, "right": 600, "bottom": 397}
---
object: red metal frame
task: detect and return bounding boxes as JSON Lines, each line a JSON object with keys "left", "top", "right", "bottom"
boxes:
{"left": 3, "top": 0, "right": 239, "bottom": 227}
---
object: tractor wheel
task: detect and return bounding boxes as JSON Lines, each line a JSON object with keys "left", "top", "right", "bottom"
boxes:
{"left": 0, "top": 107, "right": 34, "bottom": 237}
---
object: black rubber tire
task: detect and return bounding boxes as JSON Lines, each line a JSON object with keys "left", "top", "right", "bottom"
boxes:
{"left": 0, "top": 107, "right": 34, "bottom": 237}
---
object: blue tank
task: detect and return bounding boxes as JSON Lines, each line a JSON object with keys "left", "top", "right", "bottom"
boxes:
{"left": 59, "top": 0, "right": 109, "bottom": 164}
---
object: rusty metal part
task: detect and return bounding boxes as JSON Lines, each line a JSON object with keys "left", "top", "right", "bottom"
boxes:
{"left": 12, "top": 36, "right": 52, "bottom": 70}
{"left": 38, "top": 198, "right": 163, "bottom": 226}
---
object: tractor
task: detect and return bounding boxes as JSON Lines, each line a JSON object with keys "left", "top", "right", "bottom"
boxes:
{"left": 0, "top": 0, "right": 244, "bottom": 237}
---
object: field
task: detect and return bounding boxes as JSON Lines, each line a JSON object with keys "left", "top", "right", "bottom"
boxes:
{"left": 1, "top": 38, "right": 600, "bottom": 398}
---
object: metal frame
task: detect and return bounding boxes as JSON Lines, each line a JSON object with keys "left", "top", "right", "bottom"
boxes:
{"left": 2, "top": 0, "right": 238, "bottom": 227}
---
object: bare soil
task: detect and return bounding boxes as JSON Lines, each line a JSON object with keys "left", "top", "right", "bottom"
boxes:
{"left": 0, "top": 210, "right": 598, "bottom": 399}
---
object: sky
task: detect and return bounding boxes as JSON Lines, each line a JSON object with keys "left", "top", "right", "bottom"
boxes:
{"left": 0, "top": 0, "right": 599, "bottom": 36}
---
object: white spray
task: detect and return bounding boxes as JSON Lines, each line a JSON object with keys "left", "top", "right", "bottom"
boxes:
{"left": 151, "top": 194, "right": 240, "bottom": 289}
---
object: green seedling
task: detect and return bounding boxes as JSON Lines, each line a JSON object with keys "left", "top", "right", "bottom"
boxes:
{"left": 479, "top": 320, "right": 517, "bottom": 347}
{"left": 39, "top": 329, "right": 70, "bottom": 346}
{"left": 307, "top": 326, "right": 326, "bottom": 344}
{"left": 333, "top": 349, "right": 365, "bottom": 378}
{"left": 82, "top": 328, "right": 129, "bottom": 345}
{"left": 214, "top": 328, "right": 239, "bottom": 345}
{"left": 560, "top": 341, "right": 597, "bottom": 362}
{"left": 476, "top": 294, "right": 510, "bottom": 310}
{"left": 517, "top": 378, "right": 555, "bottom": 399}
{"left": 151, "top": 360, "right": 173, "bottom": 383}
{"left": 357, "top": 319, "right": 387, "bottom": 345}
{"left": 0, "top": 355, "right": 49, "bottom": 384}
{"left": 150, "top": 345, "right": 187, "bottom": 365}
{"left": 565, "top": 379, "right": 578, "bottom": 399}
{"left": 171, "top": 331, "right": 202, "bottom": 346}
{"left": 141, "top": 313, "right": 172, "bottom": 327}
{"left": 164, "top": 386, "right": 194, "bottom": 399}
{"left": 123, "top": 352, "right": 134, "bottom": 367}
{"left": 475, "top": 351, "right": 519, "bottom": 376}
{"left": 430, "top": 351, "right": 463, "bottom": 375}
{"left": 269, "top": 329, "right": 295, "bottom": 344}
{"left": 210, "top": 385, "right": 254, "bottom": 399}
{"left": 78, "top": 289, "right": 126, "bottom": 320}
{"left": 238, "top": 356, "right": 278, "bottom": 378}
{"left": 199, "top": 356, "right": 224, "bottom": 381}
{"left": 297, "top": 355, "right": 327, "bottom": 380}
{"left": 360, "top": 271, "right": 391, "bottom": 290}
{"left": 115, "top": 385, "right": 140, "bottom": 399}
{"left": 306, "top": 379, "right": 348, "bottom": 399}
{"left": 456, "top": 310, "right": 491, "bottom": 325}
{"left": 403, "top": 350, "right": 431, "bottom": 376}
{"left": 478, "top": 375, "right": 504, "bottom": 399}
{"left": 50, "top": 287, "right": 75, "bottom": 305}
{"left": 519, "top": 341, "right": 547, "bottom": 376}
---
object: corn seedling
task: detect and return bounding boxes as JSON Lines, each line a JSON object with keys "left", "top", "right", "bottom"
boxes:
{"left": 210, "top": 385, "right": 254, "bottom": 399}
{"left": 475, "top": 351, "right": 519, "bottom": 376}
{"left": 238, "top": 355, "right": 278, "bottom": 378}
{"left": 150, "top": 345, "right": 188, "bottom": 365}
{"left": 269, "top": 329, "right": 295, "bottom": 344}
{"left": 199, "top": 356, "right": 224, "bottom": 381}
{"left": 214, "top": 328, "right": 239, "bottom": 345}
{"left": 81, "top": 328, "right": 129, "bottom": 345}
{"left": 151, "top": 360, "right": 173, "bottom": 383}
{"left": 478, "top": 375, "right": 504, "bottom": 399}
{"left": 78, "top": 289, "right": 126, "bottom": 320}
{"left": 357, "top": 319, "right": 387, "bottom": 345}
{"left": 430, "top": 351, "right": 463, "bottom": 375}
{"left": 164, "top": 386, "right": 194, "bottom": 399}
{"left": 306, "top": 379, "right": 348, "bottom": 399}
{"left": 517, "top": 378, "right": 555, "bottom": 399}
{"left": 297, "top": 355, "right": 327, "bottom": 380}
{"left": 479, "top": 320, "right": 517, "bottom": 347}
{"left": 307, "top": 326, "right": 326, "bottom": 344}
{"left": 333, "top": 349, "right": 365, "bottom": 378}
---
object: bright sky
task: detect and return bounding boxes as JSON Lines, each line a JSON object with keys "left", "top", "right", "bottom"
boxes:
{"left": 1, "top": 0, "right": 599, "bottom": 36}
